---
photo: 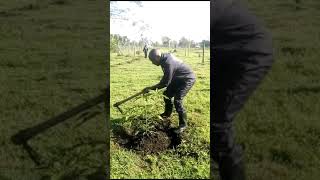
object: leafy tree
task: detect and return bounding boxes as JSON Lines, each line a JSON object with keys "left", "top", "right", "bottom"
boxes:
{"left": 200, "top": 40, "right": 210, "bottom": 48}
{"left": 179, "top": 37, "right": 189, "bottom": 47}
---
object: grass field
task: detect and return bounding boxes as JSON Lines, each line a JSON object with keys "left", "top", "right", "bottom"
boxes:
{"left": 0, "top": 0, "right": 108, "bottom": 179}
{"left": 110, "top": 48, "right": 210, "bottom": 179}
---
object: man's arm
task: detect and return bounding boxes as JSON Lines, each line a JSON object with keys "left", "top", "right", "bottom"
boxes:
{"left": 148, "top": 82, "right": 166, "bottom": 90}
{"left": 142, "top": 63, "right": 174, "bottom": 93}
{"left": 158, "top": 62, "right": 174, "bottom": 87}
{"left": 142, "top": 83, "right": 165, "bottom": 94}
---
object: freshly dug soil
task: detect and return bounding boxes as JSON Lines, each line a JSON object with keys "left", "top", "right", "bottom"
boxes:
{"left": 112, "top": 118, "right": 182, "bottom": 154}
{"left": 134, "top": 131, "right": 171, "bottom": 153}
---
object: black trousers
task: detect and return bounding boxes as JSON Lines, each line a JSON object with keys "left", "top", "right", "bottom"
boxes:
{"left": 212, "top": 51, "right": 273, "bottom": 165}
{"left": 163, "top": 78, "right": 195, "bottom": 115}
{"left": 212, "top": 0, "right": 274, "bottom": 166}
{"left": 144, "top": 50, "right": 148, "bottom": 58}
{"left": 212, "top": 1, "right": 274, "bottom": 179}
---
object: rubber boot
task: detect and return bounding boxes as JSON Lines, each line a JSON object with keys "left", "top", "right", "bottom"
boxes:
{"left": 174, "top": 112, "right": 187, "bottom": 133}
{"left": 160, "top": 97, "right": 173, "bottom": 118}
{"left": 218, "top": 157, "right": 246, "bottom": 180}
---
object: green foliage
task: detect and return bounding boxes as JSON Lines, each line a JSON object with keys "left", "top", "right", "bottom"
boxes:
{"left": 121, "top": 90, "right": 165, "bottom": 135}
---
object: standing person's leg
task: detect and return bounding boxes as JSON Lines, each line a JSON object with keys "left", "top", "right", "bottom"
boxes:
{"left": 173, "top": 79, "right": 195, "bottom": 131}
{"left": 161, "top": 85, "right": 175, "bottom": 118}
{"left": 212, "top": 53, "right": 273, "bottom": 180}
{"left": 144, "top": 50, "right": 148, "bottom": 58}
{"left": 212, "top": 0, "right": 274, "bottom": 178}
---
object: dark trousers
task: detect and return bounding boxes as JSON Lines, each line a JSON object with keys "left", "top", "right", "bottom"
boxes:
{"left": 163, "top": 79, "right": 195, "bottom": 115}
{"left": 211, "top": 51, "right": 273, "bottom": 177}
{"left": 144, "top": 50, "right": 148, "bottom": 58}
{"left": 212, "top": 0, "right": 274, "bottom": 179}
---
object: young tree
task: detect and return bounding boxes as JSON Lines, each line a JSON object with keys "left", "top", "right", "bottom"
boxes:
{"left": 110, "top": 1, "right": 142, "bottom": 21}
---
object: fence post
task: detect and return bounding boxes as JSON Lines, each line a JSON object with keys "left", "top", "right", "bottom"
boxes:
{"left": 185, "top": 46, "right": 187, "bottom": 56}
{"left": 202, "top": 40, "right": 205, "bottom": 63}
{"left": 188, "top": 41, "right": 190, "bottom": 56}
{"left": 134, "top": 45, "right": 135, "bottom": 57}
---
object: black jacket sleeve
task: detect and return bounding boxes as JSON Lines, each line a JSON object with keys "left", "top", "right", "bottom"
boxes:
{"left": 159, "top": 62, "right": 174, "bottom": 87}
{"left": 149, "top": 62, "right": 174, "bottom": 90}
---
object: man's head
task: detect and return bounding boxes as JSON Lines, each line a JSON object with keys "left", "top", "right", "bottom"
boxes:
{"left": 148, "top": 49, "right": 161, "bottom": 66}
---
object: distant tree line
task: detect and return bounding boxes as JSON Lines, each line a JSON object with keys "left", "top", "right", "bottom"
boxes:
{"left": 111, "top": 34, "right": 210, "bottom": 53}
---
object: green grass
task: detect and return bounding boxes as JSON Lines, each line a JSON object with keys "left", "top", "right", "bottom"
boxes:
{"left": 110, "top": 48, "right": 210, "bottom": 179}
{"left": 0, "top": 0, "right": 108, "bottom": 179}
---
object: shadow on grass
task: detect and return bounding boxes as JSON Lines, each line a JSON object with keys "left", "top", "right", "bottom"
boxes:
{"left": 11, "top": 127, "right": 107, "bottom": 179}
{"left": 9, "top": 131, "right": 107, "bottom": 179}
{"left": 42, "top": 139, "right": 107, "bottom": 179}
{"left": 10, "top": 91, "right": 108, "bottom": 178}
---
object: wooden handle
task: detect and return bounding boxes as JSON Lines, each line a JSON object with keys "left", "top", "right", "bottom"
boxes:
{"left": 114, "top": 91, "right": 144, "bottom": 107}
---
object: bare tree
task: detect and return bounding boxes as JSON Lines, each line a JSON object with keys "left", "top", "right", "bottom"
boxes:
{"left": 110, "top": 1, "right": 143, "bottom": 21}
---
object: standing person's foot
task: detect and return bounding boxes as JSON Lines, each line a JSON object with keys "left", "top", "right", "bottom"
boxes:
{"left": 174, "top": 112, "right": 187, "bottom": 133}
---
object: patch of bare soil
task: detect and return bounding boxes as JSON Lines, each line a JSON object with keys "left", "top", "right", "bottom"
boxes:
{"left": 112, "top": 118, "right": 182, "bottom": 154}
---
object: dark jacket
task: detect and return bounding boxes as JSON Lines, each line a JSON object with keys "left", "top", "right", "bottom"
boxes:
{"left": 143, "top": 45, "right": 148, "bottom": 52}
{"left": 158, "top": 53, "right": 196, "bottom": 88}
{"left": 212, "top": 0, "right": 273, "bottom": 60}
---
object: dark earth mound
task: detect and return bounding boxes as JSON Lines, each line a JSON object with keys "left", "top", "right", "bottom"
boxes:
{"left": 134, "top": 131, "right": 171, "bottom": 153}
{"left": 112, "top": 118, "right": 182, "bottom": 154}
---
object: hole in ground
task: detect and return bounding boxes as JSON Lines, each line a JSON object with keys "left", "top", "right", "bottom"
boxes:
{"left": 112, "top": 118, "right": 182, "bottom": 154}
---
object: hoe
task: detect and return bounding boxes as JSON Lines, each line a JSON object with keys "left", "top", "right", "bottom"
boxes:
{"left": 113, "top": 91, "right": 145, "bottom": 114}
